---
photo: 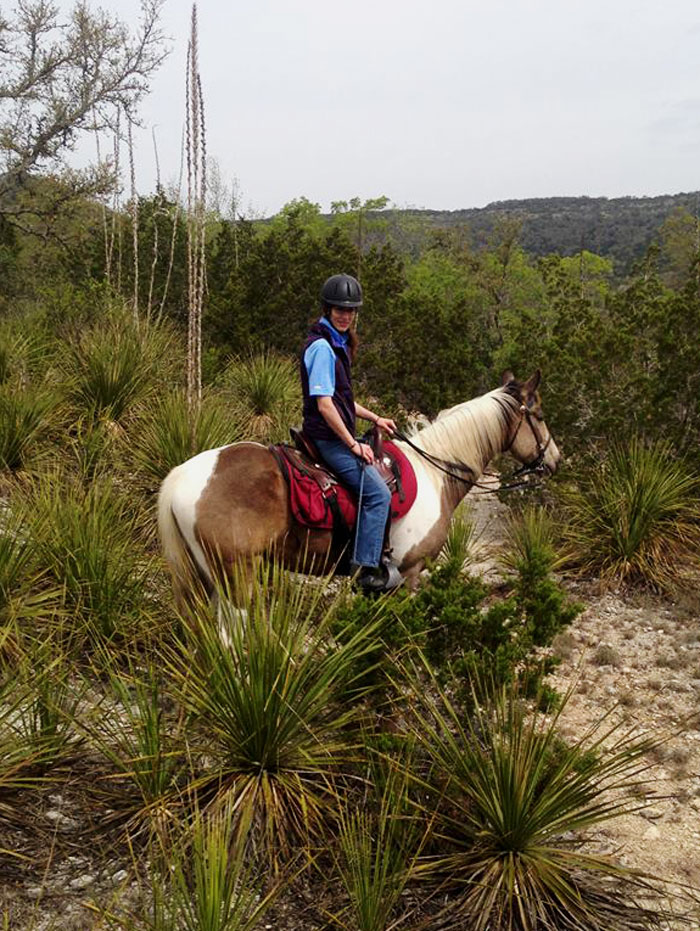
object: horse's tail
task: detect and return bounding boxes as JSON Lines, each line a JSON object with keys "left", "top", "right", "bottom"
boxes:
{"left": 157, "top": 466, "right": 214, "bottom": 612}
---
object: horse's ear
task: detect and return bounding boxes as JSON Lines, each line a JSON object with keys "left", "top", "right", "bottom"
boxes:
{"left": 501, "top": 369, "right": 516, "bottom": 386}
{"left": 522, "top": 370, "right": 541, "bottom": 395}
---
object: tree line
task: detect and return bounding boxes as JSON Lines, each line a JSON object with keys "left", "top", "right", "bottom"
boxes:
{"left": 3, "top": 185, "right": 699, "bottom": 461}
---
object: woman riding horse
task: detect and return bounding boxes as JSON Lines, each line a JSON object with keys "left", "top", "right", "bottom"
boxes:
{"left": 301, "top": 273, "right": 400, "bottom": 595}
{"left": 158, "top": 367, "right": 561, "bottom": 611}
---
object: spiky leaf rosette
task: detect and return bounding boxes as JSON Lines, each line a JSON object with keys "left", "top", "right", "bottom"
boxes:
{"left": 410, "top": 670, "right": 674, "bottom": 931}
{"left": 165, "top": 559, "right": 382, "bottom": 866}
{"left": 564, "top": 437, "right": 700, "bottom": 590}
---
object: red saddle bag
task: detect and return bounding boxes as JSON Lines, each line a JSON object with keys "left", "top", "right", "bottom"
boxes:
{"left": 270, "top": 441, "right": 417, "bottom": 532}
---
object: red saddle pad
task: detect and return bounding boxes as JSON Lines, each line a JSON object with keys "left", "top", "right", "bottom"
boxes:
{"left": 278, "top": 440, "right": 417, "bottom": 531}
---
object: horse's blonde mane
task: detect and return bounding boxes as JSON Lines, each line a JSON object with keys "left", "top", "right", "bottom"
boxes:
{"left": 413, "top": 388, "right": 518, "bottom": 473}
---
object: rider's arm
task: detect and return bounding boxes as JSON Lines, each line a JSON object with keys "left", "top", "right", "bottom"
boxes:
{"left": 355, "top": 401, "right": 396, "bottom": 435}
{"left": 316, "top": 397, "right": 373, "bottom": 463}
{"left": 317, "top": 397, "right": 361, "bottom": 452}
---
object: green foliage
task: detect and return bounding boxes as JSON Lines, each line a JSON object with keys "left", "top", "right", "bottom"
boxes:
{"left": 438, "top": 505, "right": 477, "bottom": 569}
{"left": 102, "top": 811, "right": 278, "bottom": 931}
{"left": 332, "top": 757, "right": 421, "bottom": 931}
{"left": 412, "top": 677, "right": 669, "bottom": 931}
{"left": 218, "top": 351, "right": 300, "bottom": 442}
{"left": 384, "top": 545, "right": 580, "bottom": 701}
{"left": 62, "top": 311, "right": 177, "bottom": 423}
{"left": 501, "top": 505, "right": 581, "bottom": 653}
{"left": 14, "top": 636, "right": 82, "bottom": 769}
{"left": 132, "top": 389, "right": 250, "bottom": 489}
{"left": 0, "top": 384, "right": 53, "bottom": 471}
{"left": 0, "top": 505, "right": 35, "bottom": 621}
{"left": 564, "top": 437, "right": 700, "bottom": 590}
{"left": 22, "top": 472, "right": 156, "bottom": 644}
{"left": 0, "top": 671, "right": 53, "bottom": 801}
{"left": 165, "top": 561, "right": 382, "bottom": 863}
{"left": 86, "top": 660, "right": 187, "bottom": 815}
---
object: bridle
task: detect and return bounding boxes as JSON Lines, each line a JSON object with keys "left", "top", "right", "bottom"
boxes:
{"left": 504, "top": 403, "right": 553, "bottom": 478}
{"left": 391, "top": 400, "right": 552, "bottom": 493}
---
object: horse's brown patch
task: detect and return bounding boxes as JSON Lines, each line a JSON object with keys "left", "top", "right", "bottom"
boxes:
{"left": 195, "top": 444, "right": 291, "bottom": 567}
{"left": 195, "top": 443, "right": 338, "bottom": 578}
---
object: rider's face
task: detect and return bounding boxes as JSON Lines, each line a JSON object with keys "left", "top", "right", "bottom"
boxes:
{"left": 329, "top": 307, "right": 356, "bottom": 332}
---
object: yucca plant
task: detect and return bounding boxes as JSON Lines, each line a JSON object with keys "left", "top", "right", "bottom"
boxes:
{"left": 14, "top": 636, "right": 83, "bottom": 770}
{"left": 0, "top": 326, "right": 54, "bottom": 387}
{"left": 65, "top": 416, "right": 119, "bottom": 481}
{"left": 500, "top": 503, "right": 566, "bottom": 577}
{"left": 564, "top": 437, "right": 700, "bottom": 589}
{"left": 332, "top": 755, "right": 424, "bottom": 931}
{"left": 85, "top": 657, "right": 188, "bottom": 828}
{"left": 0, "top": 385, "right": 54, "bottom": 471}
{"left": 100, "top": 808, "right": 279, "bottom": 931}
{"left": 62, "top": 312, "right": 177, "bottom": 424}
{"left": 165, "top": 559, "right": 382, "bottom": 864}
{"left": 0, "top": 667, "right": 58, "bottom": 823}
{"left": 439, "top": 504, "right": 477, "bottom": 570}
{"left": 219, "top": 352, "right": 300, "bottom": 442}
{"left": 410, "top": 670, "right": 672, "bottom": 931}
{"left": 132, "top": 389, "right": 250, "bottom": 489}
{"left": 22, "top": 471, "right": 157, "bottom": 645}
{"left": 0, "top": 504, "right": 34, "bottom": 621}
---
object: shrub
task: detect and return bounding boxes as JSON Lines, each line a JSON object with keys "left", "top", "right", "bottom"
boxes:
{"left": 84, "top": 657, "right": 188, "bottom": 826}
{"left": 411, "top": 676, "right": 672, "bottom": 931}
{"left": 332, "top": 756, "right": 422, "bottom": 931}
{"left": 392, "top": 554, "right": 580, "bottom": 699}
{"left": 164, "top": 560, "right": 383, "bottom": 865}
{"left": 438, "top": 503, "right": 477, "bottom": 569}
{"left": 564, "top": 437, "right": 700, "bottom": 590}
{"left": 0, "top": 385, "right": 54, "bottom": 471}
{"left": 218, "top": 352, "right": 301, "bottom": 443}
{"left": 132, "top": 388, "right": 251, "bottom": 489}
{"left": 62, "top": 312, "right": 178, "bottom": 424}
{"left": 22, "top": 471, "right": 157, "bottom": 645}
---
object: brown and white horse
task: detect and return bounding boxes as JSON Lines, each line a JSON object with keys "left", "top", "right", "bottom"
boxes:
{"left": 157, "top": 371, "right": 560, "bottom": 605}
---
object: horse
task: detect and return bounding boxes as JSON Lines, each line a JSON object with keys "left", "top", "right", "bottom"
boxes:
{"left": 157, "top": 370, "right": 561, "bottom": 606}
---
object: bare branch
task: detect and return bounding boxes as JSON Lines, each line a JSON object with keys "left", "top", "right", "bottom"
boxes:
{"left": 0, "top": 0, "right": 167, "bottom": 222}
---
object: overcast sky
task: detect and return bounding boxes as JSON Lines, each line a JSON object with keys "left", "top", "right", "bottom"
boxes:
{"left": 72, "top": 0, "right": 700, "bottom": 215}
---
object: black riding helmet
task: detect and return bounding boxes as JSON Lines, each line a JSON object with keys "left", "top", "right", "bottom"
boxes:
{"left": 321, "top": 273, "right": 363, "bottom": 309}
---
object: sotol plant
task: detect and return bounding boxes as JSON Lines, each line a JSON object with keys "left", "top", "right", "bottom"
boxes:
{"left": 132, "top": 389, "right": 250, "bottom": 488}
{"left": 411, "top": 672, "right": 673, "bottom": 931}
{"left": 565, "top": 437, "right": 700, "bottom": 590}
{"left": 165, "top": 559, "right": 382, "bottom": 865}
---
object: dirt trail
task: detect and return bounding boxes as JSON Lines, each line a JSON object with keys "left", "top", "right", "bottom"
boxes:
{"left": 464, "top": 486, "right": 700, "bottom": 906}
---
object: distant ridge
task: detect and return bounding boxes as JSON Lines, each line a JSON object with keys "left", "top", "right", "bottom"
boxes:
{"left": 385, "top": 192, "right": 700, "bottom": 270}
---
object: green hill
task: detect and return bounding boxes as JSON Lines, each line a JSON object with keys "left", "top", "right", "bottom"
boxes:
{"left": 382, "top": 192, "right": 700, "bottom": 269}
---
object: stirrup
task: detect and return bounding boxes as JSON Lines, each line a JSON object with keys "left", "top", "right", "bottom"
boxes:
{"left": 382, "top": 561, "right": 403, "bottom": 591}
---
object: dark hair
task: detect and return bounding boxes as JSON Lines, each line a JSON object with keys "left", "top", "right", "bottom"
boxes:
{"left": 323, "top": 305, "right": 359, "bottom": 362}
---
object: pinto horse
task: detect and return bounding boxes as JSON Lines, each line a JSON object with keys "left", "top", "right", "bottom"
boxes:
{"left": 157, "top": 371, "right": 560, "bottom": 605}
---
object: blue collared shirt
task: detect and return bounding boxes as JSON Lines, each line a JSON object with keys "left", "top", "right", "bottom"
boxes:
{"left": 303, "top": 316, "right": 348, "bottom": 396}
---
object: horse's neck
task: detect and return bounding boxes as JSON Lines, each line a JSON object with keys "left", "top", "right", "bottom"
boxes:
{"left": 415, "top": 390, "right": 512, "bottom": 480}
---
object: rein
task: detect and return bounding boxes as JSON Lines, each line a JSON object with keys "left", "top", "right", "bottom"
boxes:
{"left": 392, "top": 404, "right": 550, "bottom": 494}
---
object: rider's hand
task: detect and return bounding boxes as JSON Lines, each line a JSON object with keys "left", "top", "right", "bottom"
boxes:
{"left": 356, "top": 441, "right": 374, "bottom": 464}
{"left": 375, "top": 416, "right": 396, "bottom": 435}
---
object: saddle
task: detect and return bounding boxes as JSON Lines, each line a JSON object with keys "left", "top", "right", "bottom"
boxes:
{"left": 269, "top": 427, "right": 417, "bottom": 533}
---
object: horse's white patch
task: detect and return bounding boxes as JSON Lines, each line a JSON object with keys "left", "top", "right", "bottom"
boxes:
{"left": 389, "top": 455, "right": 443, "bottom": 564}
{"left": 217, "top": 603, "right": 248, "bottom": 648}
{"left": 168, "top": 446, "right": 227, "bottom": 584}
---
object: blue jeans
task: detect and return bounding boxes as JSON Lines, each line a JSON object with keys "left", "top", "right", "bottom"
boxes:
{"left": 315, "top": 438, "right": 391, "bottom": 568}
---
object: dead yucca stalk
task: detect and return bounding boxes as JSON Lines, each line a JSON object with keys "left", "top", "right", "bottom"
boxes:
{"left": 185, "top": 3, "right": 207, "bottom": 417}
{"left": 128, "top": 115, "right": 140, "bottom": 324}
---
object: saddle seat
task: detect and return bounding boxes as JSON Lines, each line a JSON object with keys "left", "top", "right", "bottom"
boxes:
{"left": 269, "top": 427, "right": 417, "bottom": 532}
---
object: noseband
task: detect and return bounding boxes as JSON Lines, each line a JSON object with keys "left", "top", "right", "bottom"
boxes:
{"left": 505, "top": 404, "right": 552, "bottom": 476}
